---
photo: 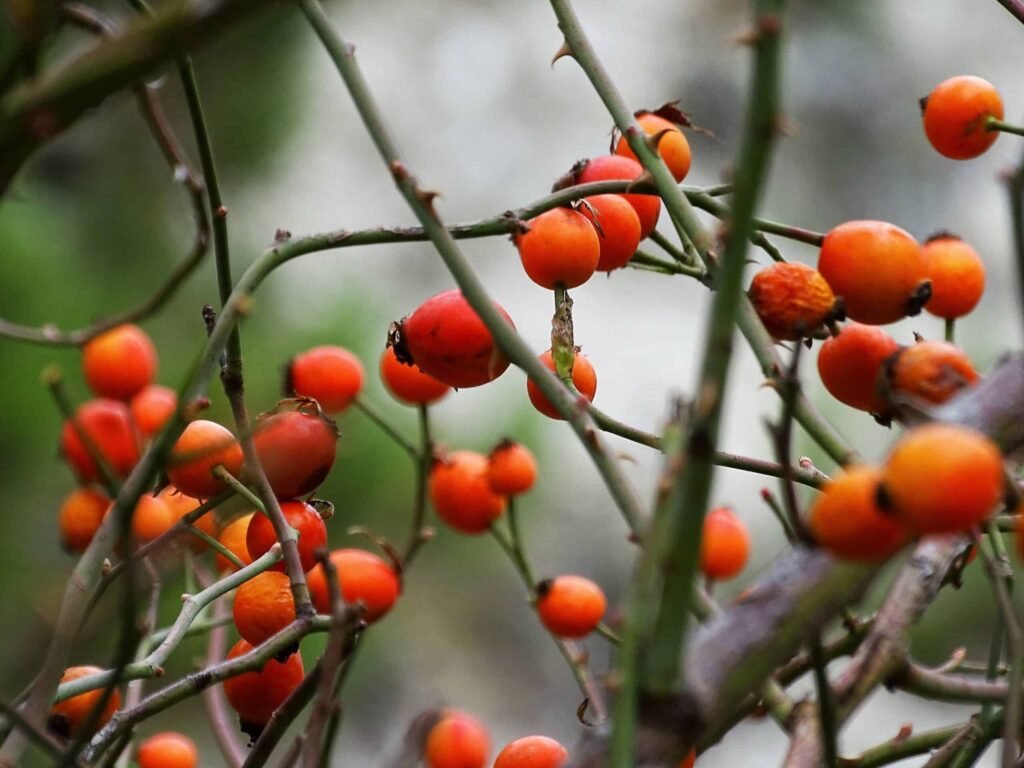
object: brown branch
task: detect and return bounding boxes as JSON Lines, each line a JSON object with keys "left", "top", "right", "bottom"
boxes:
{"left": 0, "top": 0, "right": 277, "bottom": 191}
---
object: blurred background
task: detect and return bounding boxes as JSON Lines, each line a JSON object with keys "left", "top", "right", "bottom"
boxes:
{"left": 1, "top": 0, "right": 1023, "bottom": 765}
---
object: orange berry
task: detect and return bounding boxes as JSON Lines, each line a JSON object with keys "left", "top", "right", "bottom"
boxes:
{"left": 249, "top": 402, "right": 338, "bottom": 499}
{"left": 527, "top": 349, "right": 597, "bottom": 421}
{"left": 886, "top": 340, "right": 979, "bottom": 408}
{"left": 307, "top": 548, "right": 401, "bottom": 621}
{"left": 817, "top": 221, "right": 929, "bottom": 325}
{"left": 429, "top": 450, "right": 507, "bottom": 534}
{"left": 286, "top": 345, "right": 364, "bottom": 414}
{"left": 130, "top": 493, "right": 176, "bottom": 543}
{"left": 58, "top": 488, "right": 110, "bottom": 553}
{"left": 246, "top": 501, "right": 327, "bottom": 573}
{"left": 130, "top": 385, "right": 177, "bottom": 440}
{"left": 393, "top": 289, "right": 515, "bottom": 388}
{"left": 536, "top": 575, "right": 606, "bottom": 638}
{"left": 700, "top": 506, "right": 750, "bottom": 581}
{"left": 494, "top": 735, "right": 569, "bottom": 768}
{"left": 748, "top": 262, "right": 838, "bottom": 341}
{"left": 615, "top": 112, "right": 693, "bottom": 182}
{"left": 223, "top": 639, "right": 305, "bottom": 734}
{"left": 923, "top": 76, "right": 1003, "bottom": 160}
{"left": 137, "top": 732, "right": 198, "bottom": 768}
{"left": 60, "top": 399, "right": 141, "bottom": 483}
{"left": 167, "top": 420, "right": 244, "bottom": 500}
{"left": 808, "top": 466, "right": 909, "bottom": 562}
{"left": 880, "top": 423, "right": 1004, "bottom": 534}
{"left": 379, "top": 346, "right": 450, "bottom": 405}
{"left": 215, "top": 513, "right": 255, "bottom": 573}
{"left": 157, "top": 486, "right": 217, "bottom": 553}
{"left": 82, "top": 324, "right": 157, "bottom": 401}
{"left": 424, "top": 710, "right": 490, "bottom": 768}
{"left": 233, "top": 571, "right": 297, "bottom": 646}
{"left": 48, "top": 666, "right": 120, "bottom": 739}
{"left": 578, "top": 194, "right": 643, "bottom": 272}
{"left": 922, "top": 234, "right": 985, "bottom": 319}
{"left": 515, "top": 207, "right": 600, "bottom": 289}
{"left": 487, "top": 441, "right": 537, "bottom": 496}
{"left": 571, "top": 156, "right": 661, "bottom": 239}
{"left": 817, "top": 323, "right": 900, "bottom": 414}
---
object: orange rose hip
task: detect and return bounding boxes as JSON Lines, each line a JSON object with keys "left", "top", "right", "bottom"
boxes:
{"left": 817, "top": 221, "right": 929, "bottom": 325}
{"left": 923, "top": 75, "right": 1003, "bottom": 160}
{"left": 922, "top": 234, "right": 985, "bottom": 319}
{"left": 817, "top": 323, "right": 899, "bottom": 414}
{"left": 429, "top": 450, "right": 507, "bottom": 534}
{"left": 880, "top": 423, "right": 1003, "bottom": 534}
{"left": 515, "top": 207, "right": 600, "bottom": 289}
{"left": 700, "top": 506, "right": 750, "bottom": 580}
{"left": 82, "top": 323, "right": 157, "bottom": 401}
{"left": 527, "top": 349, "right": 597, "bottom": 420}
{"left": 614, "top": 112, "right": 692, "bottom": 182}
{"left": 578, "top": 194, "right": 642, "bottom": 272}
{"left": 536, "top": 575, "right": 606, "bottom": 638}
{"left": 748, "top": 262, "right": 838, "bottom": 341}
{"left": 808, "top": 466, "right": 908, "bottom": 562}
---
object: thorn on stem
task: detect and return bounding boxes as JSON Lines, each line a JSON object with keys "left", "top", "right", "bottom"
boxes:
{"left": 551, "top": 39, "right": 573, "bottom": 66}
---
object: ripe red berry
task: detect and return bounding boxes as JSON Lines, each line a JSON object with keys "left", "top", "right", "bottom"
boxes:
{"left": 614, "top": 112, "right": 692, "bottom": 183}
{"left": 922, "top": 234, "right": 986, "bottom": 319}
{"left": 215, "top": 513, "right": 255, "bottom": 573}
{"left": 223, "top": 639, "right": 304, "bottom": 736}
{"left": 137, "top": 732, "right": 199, "bottom": 768}
{"left": 429, "top": 450, "right": 507, "bottom": 534}
{"left": 233, "top": 571, "right": 296, "bottom": 647}
{"left": 58, "top": 487, "right": 110, "bottom": 553}
{"left": 157, "top": 486, "right": 217, "bottom": 553}
{"left": 487, "top": 440, "right": 537, "bottom": 497}
{"left": 578, "top": 194, "right": 643, "bottom": 272}
{"left": 249, "top": 401, "right": 338, "bottom": 498}
{"left": 307, "top": 548, "right": 401, "bottom": 622}
{"left": 286, "top": 345, "right": 364, "bottom": 414}
{"left": 130, "top": 385, "right": 177, "bottom": 440}
{"left": 130, "top": 493, "right": 175, "bottom": 543}
{"left": 526, "top": 349, "right": 597, "bottom": 420}
{"left": 536, "top": 575, "right": 606, "bottom": 638}
{"left": 885, "top": 340, "right": 979, "bottom": 409}
{"left": 748, "top": 262, "right": 838, "bottom": 341}
{"left": 167, "top": 420, "right": 244, "bottom": 500}
{"left": 60, "top": 398, "right": 141, "bottom": 483}
{"left": 699, "top": 506, "right": 750, "bottom": 581}
{"left": 817, "top": 221, "right": 929, "bottom": 325}
{"left": 82, "top": 323, "right": 157, "bottom": 401}
{"left": 808, "top": 466, "right": 909, "bottom": 562}
{"left": 48, "top": 666, "right": 120, "bottom": 739}
{"left": 515, "top": 207, "right": 600, "bottom": 289}
{"left": 424, "top": 710, "right": 490, "bottom": 768}
{"left": 570, "top": 155, "right": 661, "bottom": 239}
{"left": 817, "top": 323, "right": 900, "bottom": 414}
{"left": 393, "top": 289, "right": 515, "bottom": 388}
{"left": 880, "top": 423, "right": 1004, "bottom": 534}
{"left": 246, "top": 501, "right": 327, "bottom": 573}
{"left": 494, "top": 735, "right": 569, "bottom": 768}
{"left": 379, "top": 346, "right": 451, "bottom": 405}
{"left": 922, "top": 75, "right": 1003, "bottom": 160}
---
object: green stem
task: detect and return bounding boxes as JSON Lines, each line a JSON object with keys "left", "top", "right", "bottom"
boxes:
{"left": 353, "top": 397, "right": 418, "bottom": 459}
{"left": 403, "top": 404, "right": 433, "bottom": 565}
{"left": 945, "top": 318, "right": 956, "bottom": 343}
{"left": 212, "top": 465, "right": 265, "bottom": 514}
{"left": 685, "top": 190, "right": 825, "bottom": 245}
{"left": 645, "top": 0, "right": 786, "bottom": 692}
{"left": 988, "top": 117, "right": 1024, "bottom": 137}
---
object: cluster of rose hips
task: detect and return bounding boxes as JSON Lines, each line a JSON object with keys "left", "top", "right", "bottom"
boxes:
{"left": 744, "top": 73, "right": 1018, "bottom": 564}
